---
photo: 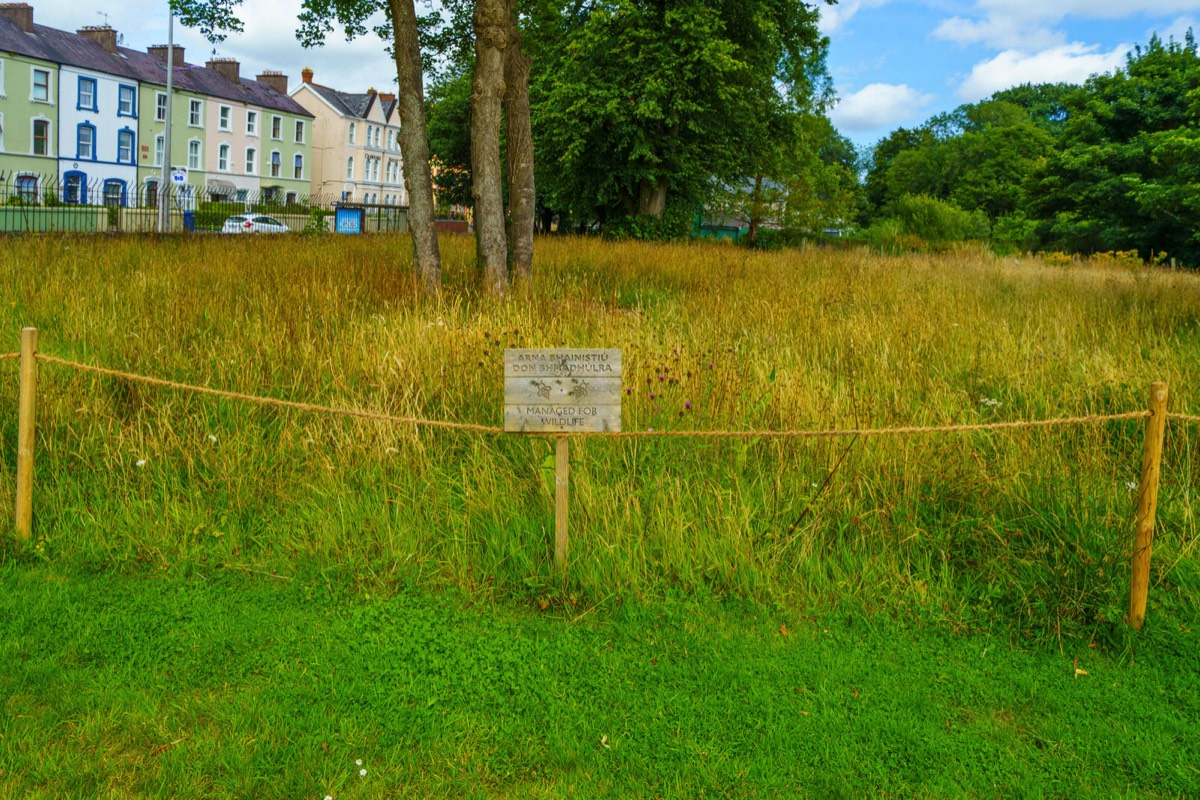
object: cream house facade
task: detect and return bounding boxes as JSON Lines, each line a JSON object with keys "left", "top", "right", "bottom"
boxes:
{"left": 290, "top": 68, "right": 405, "bottom": 205}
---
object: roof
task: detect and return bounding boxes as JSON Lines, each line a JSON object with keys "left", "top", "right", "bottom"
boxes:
{"left": 304, "top": 81, "right": 385, "bottom": 121}
{"left": 0, "top": 15, "right": 311, "bottom": 118}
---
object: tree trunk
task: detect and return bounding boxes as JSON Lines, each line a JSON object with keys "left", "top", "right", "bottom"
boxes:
{"left": 637, "top": 176, "right": 668, "bottom": 218}
{"left": 387, "top": 0, "right": 441, "bottom": 293}
{"left": 472, "top": 0, "right": 509, "bottom": 293}
{"left": 503, "top": 0, "right": 535, "bottom": 282}
{"left": 747, "top": 174, "right": 763, "bottom": 245}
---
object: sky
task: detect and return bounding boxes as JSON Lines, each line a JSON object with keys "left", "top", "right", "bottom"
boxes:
{"left": 24, "top": 0, "right": 1200, "bottom": 151}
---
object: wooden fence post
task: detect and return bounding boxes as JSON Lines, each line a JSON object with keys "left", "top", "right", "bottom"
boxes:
{"left": 555, "top": 436, "right": 569, "bottom": 570}
{"left": 1129, "top": 381, "right": 1168, "bottom": 631}
{"left": 15, "top": 327, "right": 38, "bottom": 542}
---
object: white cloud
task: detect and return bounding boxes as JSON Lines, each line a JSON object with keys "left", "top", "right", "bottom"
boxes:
{"left": 829, "top": 83, "right": 936, "bottom": 132}
{"left": 934, "top": 0, "right": 1200, "bottom": 49}
{"left": 819, "top": 0, "right": 892, "bottom": 35}
{"left": 955, "top": 43, "right": 1129, "bottom": 100}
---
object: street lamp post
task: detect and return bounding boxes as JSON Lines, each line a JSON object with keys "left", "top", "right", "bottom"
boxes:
{"left": 157, "top": 8, "right": 175, "bottom": 233}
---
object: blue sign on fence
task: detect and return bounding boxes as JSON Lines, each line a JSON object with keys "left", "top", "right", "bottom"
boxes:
{"left": 335, "top": 207, "right": 364, "bottom": 234}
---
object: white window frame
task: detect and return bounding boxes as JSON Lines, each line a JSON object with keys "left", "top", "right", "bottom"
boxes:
{"left": 189, "top": 99, "right": 203, "bottom": 127}
{"left": 77, "top": 76, "right": 97, "bottom": 111}
{"left": 348, "top": 122, "right": 356, "bottom": 145}
{"left": 0, "top": 112, "right": 5, "bottom": 151}
{"left": 246, "top": 110, "right": 258, "bottom": 136}
{"left": 117, "top": 128, "right": 135, "bottom": 163}
{"left": 245, "top": 147, "right": 257, "bottom": 174}
{"left": 346, "top": 157, "right": 354, "bottom": 181}
{"left": 271, "top": 115, "right": 282, "bottom": 140}
{"left": 294, "top": 120, "right": 305, "bottom": 143}
{"left": 187, "top": 138, "right": 201, "bottom": 170}
{"left": 117, "top": 84, "right": 137, "bottom": 117}
{"left": 31, "top": 68, "right": 51, "bottom": 103}
{"left": 294, "top": 153, "right": 303, "bottom": 180}
{"left": 156, "top": 92, "right": 167, "bottom": 122}
{"left": 218, "top": 143, "right": 230, "bottom": 172}
{"left": 269, "top": 149, "right": 281, "bottom": 178}
{"left": 154, "top": 134, "right": 164, "bottom": 167}
{"left": 218, "top": 105, "right": 232, "bottom": 131}
{"left": 0, "top": 59, "right": 6, "bottom": 98}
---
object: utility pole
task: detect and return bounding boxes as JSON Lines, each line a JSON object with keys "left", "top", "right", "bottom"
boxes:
{"left": 158, "top": 7, "right": 175, "bottom": 233}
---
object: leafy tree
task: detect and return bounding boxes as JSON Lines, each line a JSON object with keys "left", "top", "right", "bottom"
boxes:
{"left": 1027, "top": 32, "right": 1200, "bottom": 263}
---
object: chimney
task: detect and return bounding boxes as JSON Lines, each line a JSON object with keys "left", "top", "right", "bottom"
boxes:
{"left": 256, "top": 70, "right": 288, "bottom": 95}
{"left": 77, "top": 25, "right": 118, "bottom": 54}
{"left": 379, "top": 92, "right": 396, "bottom": 104}
{"left": 206, "top": 57, "right": 240, "bottom": 85}
{"left": 148, "top": 44, "right": 186, "bottom": 68}
{"left": 301, "top": 67, "right": 314, "bottom": 84}
{"left": 0, "top": 3, "right": 33, "bottom": 33}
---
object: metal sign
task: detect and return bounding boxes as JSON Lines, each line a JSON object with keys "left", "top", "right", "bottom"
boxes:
{"left": 504, "top": 349, "right": 622, "bottom": 433}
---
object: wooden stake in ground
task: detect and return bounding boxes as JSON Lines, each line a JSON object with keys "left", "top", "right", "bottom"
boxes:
{"left": 555, "top": 436, "right": 569, "bottom": 570}
{"left": 16, "top": 327, "right": 38, "bottom": 542}
{"left": 1130, "top": 381, "right": 1168, "bottom": 631}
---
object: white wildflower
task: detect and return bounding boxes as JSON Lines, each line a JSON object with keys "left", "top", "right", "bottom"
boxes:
{"left": 980, "top": 398, "right": 1002, "bottom": 408}
{"left": 359, "top": 768, "right": 367, "bottom": 777}
{"left": 355, "top": 759, "right": 363, "bottom": 766}
{"left": 1125, "top": 481, "right": 1137, "bottom": 491}
{"left": 207, "top": 434, "right": 218, "bottom": 444}
{"left": 136, "top": 459, "right": 147, "bottom": 468}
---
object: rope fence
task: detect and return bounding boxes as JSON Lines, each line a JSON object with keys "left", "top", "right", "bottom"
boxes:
{"left": 5, "top": 329, "right": 1193, "bottom": 631}
{"left": 16, "top": 352, "right": 1165, "bottom": 440}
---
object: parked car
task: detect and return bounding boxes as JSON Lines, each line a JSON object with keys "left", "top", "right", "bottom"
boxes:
{"left": 222, "top": 214, "right": 290, "bottom": 234}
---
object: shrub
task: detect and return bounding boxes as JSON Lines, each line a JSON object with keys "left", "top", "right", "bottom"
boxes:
{"left": 889, "top": 194, "right": 989, "bottom": 244}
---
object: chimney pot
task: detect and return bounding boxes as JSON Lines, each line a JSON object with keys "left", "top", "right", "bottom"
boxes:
{"left": 301, "top": 67, "right": 314, "bottom": 84}
{"left": 148, "top": 44, "right": 186, "bottom": 67}
{"left": 256, "top": 70, "right": 289, "bottom": 95}
{"left": 77, "top": 25, "right": 119, "bottom": 54}
{"left": 206, "top": 57, "right": 241, "bottom": 85}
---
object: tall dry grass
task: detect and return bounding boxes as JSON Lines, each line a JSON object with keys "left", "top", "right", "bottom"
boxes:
{"left": 0, "top": 234, "right": 1197, "bottom": 637}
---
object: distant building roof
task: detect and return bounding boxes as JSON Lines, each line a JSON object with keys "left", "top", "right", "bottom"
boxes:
{"left": 0, "top": 13, "right": 310, "bottom": 117}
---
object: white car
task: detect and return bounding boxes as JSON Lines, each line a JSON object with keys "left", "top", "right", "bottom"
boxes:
{"left": 222, "top": 214, "right": 290, "bottom": 234}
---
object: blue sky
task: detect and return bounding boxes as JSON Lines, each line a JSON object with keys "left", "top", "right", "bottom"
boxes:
{"left": 822, "top": 1, "right": 1200, "bottom": 149}
{"left": 28, "top": 0, "right": 1200, "bottom": 153}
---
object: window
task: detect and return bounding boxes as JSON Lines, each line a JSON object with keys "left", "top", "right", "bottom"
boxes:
{"left": 0, "top": 59, "right": 5, "bottom": 97}
{"left": 285, "top": 191, "right": 297, "bottom": 205}
{"left": 154, "top": 135, "right": 164, "bottom": 167}
{"left": 293, "top": 154, "right": 303, "bottom": 180}
{"left": 32, "top": 68, "right": 49, "bottom": 102}
{"left": 118, "top": 129, "right": 134, "bottom": 163}
{"left": 270, "top": 150, "right": 281, "bottom": 178}
{"left": 77, "top": 123, "right": 95, "bottom": 160}
{"left": 294, "top": 120, "right": 305, "bottom": 143}
{"left": 16, "top": 175, "right": 37, "bottom": 203}
{"left": 64, "top": 172, "right": 85, "bottom": 204}
{"left": 77, "top": 77, "right": 97, "bottom": 111}
{"left": 348, "top": 123, "right": 356, "bottom": 144}
{"left": 103, "top": 179, "right": 125, "bottom": 207}
{"left": 346, "top": 157, "right": 354, "bottom": 181}
{"left": 0, "top": 112, "right": 4, "bottom": 151}
{"left": 146, "top": 179, "right": 159, "bottom": 209}
{"left": 246, "top": 110, "right": 258, "bottom": 135}
{"left": 32, "top": 119, "right": 49, "bottom": 155}
{"left": 245, "top": 147, "right": 256, "bottom": 174}
{"left": 156, "top": 92, "right": 167, "bottom": 122}
{"left": 219, "top": 105, "right": 231, "bottom": 130}
{"left": 218, "top": 144, "right": 230, "bottom": 171}
{"left": 189, "top": 99, "right": 202, "bottom": 126}
{"left": 188, "top": 139, "right": 201, "bottom": 170}
{"left": 118, "top": 85, "right": 136, "bottom": 117}
{"left": 271, "top": 115, "right": 281, "bottom": 139}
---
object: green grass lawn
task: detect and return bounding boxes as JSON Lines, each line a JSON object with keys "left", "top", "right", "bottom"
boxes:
{"left": 1, "top": 562, "right": 1197, "bottom": 799}
{"left": 2, "top": 235, "right": 1200, "bottom": 796}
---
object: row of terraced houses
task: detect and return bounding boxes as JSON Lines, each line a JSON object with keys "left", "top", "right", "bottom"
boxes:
{"left": 0, "top": 3, "right": 408, "bottom": 210}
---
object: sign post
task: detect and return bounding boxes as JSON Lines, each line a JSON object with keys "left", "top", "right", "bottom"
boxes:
{"left": 504, "top": 349, "right": 621, "bottom": 570}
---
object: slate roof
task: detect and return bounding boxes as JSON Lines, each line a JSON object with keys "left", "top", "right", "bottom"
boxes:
{"left": 0, "top": 15, "right": 311, "bottom": 117}
{"left": 305, "top": 82, "right": 390, "bottom": 121}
